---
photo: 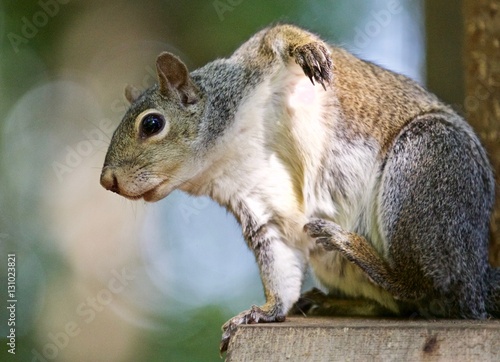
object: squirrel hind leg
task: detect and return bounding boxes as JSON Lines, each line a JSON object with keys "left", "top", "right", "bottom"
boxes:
{"left": 380, "top": 116, "right": 494, "bottom": 319}
{"left": 290, "top": 287, "right": 397, "bottom": 317}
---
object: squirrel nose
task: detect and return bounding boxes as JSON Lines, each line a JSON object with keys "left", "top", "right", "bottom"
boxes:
{"left": 100, "top": 167, "right": 120, "bottom": 194}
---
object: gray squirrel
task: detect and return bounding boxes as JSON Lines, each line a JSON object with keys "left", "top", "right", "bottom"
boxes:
{"left": 100, "top": 24, "right": 500, "bottom": 352}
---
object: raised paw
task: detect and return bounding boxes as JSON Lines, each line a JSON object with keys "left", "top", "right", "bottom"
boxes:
{"left": 304, "top": 218, "right": 349, "bottom": 251}
{"left": 292, "top": 42, "right": 333, "bottom": 90}
{"left": 220, "top": 305, "right": 285, "bottom": 354}
{"left": 303, "top": 218, "right": 330, "bottom": 237}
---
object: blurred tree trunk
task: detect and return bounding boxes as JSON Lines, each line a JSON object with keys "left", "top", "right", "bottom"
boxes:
{"left": 464, "top": 0, "right": 500, "bottom": 266}
{"left": 426, "top": 1, "right": 464, "bottom": 106}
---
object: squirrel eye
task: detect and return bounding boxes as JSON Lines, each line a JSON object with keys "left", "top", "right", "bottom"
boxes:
{"left": 140, "top": 113, "right": 165, "bottom": 138}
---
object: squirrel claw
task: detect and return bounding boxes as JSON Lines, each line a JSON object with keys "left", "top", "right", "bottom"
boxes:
{"left": 308, "top": 75, "right": 315, "bottom": 86}
{"left": 303, "top": 218, "right": 330, "bottom": 236}
{"left": 293, "top": 42, "right": 333, "bottom": 90}
{"left": 304, "top": 218, "right": 346, "bottom": 251}
{"left": 219, "top": 305, "right": 285, "bottom": 354}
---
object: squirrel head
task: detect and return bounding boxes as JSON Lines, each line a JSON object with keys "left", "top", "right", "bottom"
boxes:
{"left": 100, "top": 52, "right": 205, "bottom": 202}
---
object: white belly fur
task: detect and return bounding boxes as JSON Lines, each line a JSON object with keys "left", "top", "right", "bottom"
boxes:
{"left": 207, "top": 63, "right": 399, "bottom": 312}
{"left": 273, "top": 64, "right": 399, "bottom": 312}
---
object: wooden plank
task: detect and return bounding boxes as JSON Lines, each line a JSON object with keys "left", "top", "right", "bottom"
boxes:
{"left": 226, "top": 317, "right": 500, "bottom": 362}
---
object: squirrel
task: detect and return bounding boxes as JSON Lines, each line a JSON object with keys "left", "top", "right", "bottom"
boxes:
{"left": 100, "top": 24, "right": 499, "bottom": 352}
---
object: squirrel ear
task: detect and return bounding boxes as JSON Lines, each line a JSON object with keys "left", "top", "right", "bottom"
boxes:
{"left": 124, "top": 84, "right": 142, "bottom": 104}
{"left": 156, "top": 52, "right": 199, "bottom": 105}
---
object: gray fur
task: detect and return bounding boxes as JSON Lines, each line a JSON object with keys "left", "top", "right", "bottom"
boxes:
{"left": 380, "top": 115, "right": 494, "bottom": 317}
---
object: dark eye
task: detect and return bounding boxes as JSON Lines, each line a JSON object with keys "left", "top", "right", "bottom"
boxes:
{"left": 140, "top": 113, "right": 165, "bottom": 138}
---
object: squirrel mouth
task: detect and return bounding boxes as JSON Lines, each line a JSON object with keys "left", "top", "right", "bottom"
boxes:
{"left": 112, "top": 179, "right": 172, "bottom": 203}
{"left": 138, "top": 180, "right": 173, "bottom": 202}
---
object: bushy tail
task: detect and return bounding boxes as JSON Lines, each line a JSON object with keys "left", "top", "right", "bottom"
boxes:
{"left": 486, "top": 267, "right": 500, "bottom": 317}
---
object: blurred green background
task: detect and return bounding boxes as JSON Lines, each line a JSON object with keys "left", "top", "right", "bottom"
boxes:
{"left": 0, "top": 1, "right": 463, "bottom": 361}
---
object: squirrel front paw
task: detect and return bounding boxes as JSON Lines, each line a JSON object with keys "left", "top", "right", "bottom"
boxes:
{"left": 220, "top": 305, "right": 285, "bottom": 354}
{"left": 304, "top": 218, "right": 349, "bottom": 251}
{"left": 292, "top": 42, "right": 333, "bottom": 90}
